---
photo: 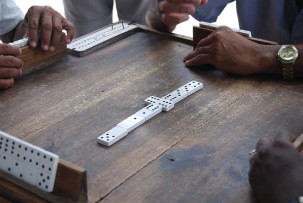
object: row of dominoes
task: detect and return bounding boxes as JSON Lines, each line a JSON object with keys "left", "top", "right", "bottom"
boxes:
{"left": 199, "top": 21, "right": 252, "bottom": 37}
{"left": 0, "top": 131, "right": 59, "bottom": 192}
{"left": 9, "top": 37, "right": 29, "bottom": 48}
{"left": 67, "top": 21, "right": 138, "bottom": 56}
{"left": 97, "top": 81, "right": 203, "bottom": 146}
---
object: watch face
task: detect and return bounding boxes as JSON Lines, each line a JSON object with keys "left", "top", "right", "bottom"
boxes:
{"left": 279, "top": 46, "right": 298, "bottom": 61}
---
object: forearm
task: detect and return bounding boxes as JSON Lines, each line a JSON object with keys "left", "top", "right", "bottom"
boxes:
{"left": 145, "top": 0, "right": 176, "bottom": 33}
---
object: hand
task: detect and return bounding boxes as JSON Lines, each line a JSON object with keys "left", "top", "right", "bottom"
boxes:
{"left": 158, "top": 0, "right": 207, "bottom": 26}
{"left": 184, "top": 26, "right": 279, "bottom": 75}
{"left": 249, "top": 132, "right": 303, "bottom": 203}
{"left": 146, "top": 0, "right": 207, "bottom": 32}
{"left": 18, "top": 6, "right": 75, "bottom": 51}
{"left": 0, "top": 44, "right": 23, "bottom": 89}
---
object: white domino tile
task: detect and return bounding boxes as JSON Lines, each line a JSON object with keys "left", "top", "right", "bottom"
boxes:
{"left": 178, "top": 81, "right": 203, "bottom": 96}
{"left": 135, "top": 104, "right": 162, "bottom": 121}
{"left": 97, "top": 80, "right": 203, "bottom": 147}
{"left": 162, "top": 89, "right": 187, "bottom": 104}
{"left": 9, "top": 37, "right": 29, "bottom": 48}
{"left": 97, "top": 126, "right": 128, "bottom": 146}
{"left": 144, "top": 96, "right": 174, "bottom": 112}
{"left": 117, "top": 114, "right": 145, "bottom": 132}
{"left": 0, "top": 131, "right": 59, "bottom": 192}
{"left": 144, "top": 96, "right": 161, "bottom": 106}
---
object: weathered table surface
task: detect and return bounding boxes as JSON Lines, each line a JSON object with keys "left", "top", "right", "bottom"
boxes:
{"left": 0, "top": 30, "right": 303, "bottom": 203}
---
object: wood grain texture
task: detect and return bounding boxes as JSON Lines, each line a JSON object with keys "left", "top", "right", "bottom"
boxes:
{"left": 18, "top": 39, "right": 67, "bottom": 74}
{"left": 1, "top": 30, "right": 302, "bottom": 203}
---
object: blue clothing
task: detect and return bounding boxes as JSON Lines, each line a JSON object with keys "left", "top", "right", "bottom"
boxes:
{"left": 193, "top": 0, "right": 303, "bottom": 44}
{"left": 0, "top": 0, "right": 23, "bottom": 35}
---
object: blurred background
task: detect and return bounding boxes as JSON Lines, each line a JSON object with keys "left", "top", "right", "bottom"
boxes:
{"left": 14, "top": 0, "right": 239, "bottom": 38}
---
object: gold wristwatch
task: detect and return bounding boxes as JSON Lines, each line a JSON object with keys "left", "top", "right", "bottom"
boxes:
{"left": 277, "top": 45, "right": 299, "bottom": 80}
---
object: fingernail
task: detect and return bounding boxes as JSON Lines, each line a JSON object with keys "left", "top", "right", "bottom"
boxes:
{"left": 50, "top": 46, "right": 55, "bottom": 51}
{"left": 19, "top": 69, "right": 22, "bottom": 75}
{"left": 30, "top": 41, "right": 37, "bottom": 47}
{"left": 66, "top": 39, "right": 71, "bottom": 43}
{"left": 43, "top": 45, "right": 49, "bottom": 51}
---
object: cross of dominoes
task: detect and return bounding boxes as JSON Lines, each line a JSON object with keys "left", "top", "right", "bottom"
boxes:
{"left": 97, "top": 81, "right": 203, "bottom": 146}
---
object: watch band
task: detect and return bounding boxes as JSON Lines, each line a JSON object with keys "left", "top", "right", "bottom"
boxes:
{"left": 282, "top": 64, "right": 295, "bottom": 80}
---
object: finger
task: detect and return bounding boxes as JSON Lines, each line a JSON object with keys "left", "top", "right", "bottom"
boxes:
{"left": 40, "top": 7, "right": 54, "bottom": 51}
{"left": 62, "top": 20, "right": 75, "bottom": 44}
{"left": 0, "top": 44, "right": 21, "bottom": 56}
{"left": 0, "top": 56, "right": 23, "bottom": 68}
{"left": 196, "top": 33, "right": 215, "bottom": 48}
{"left": 49, "top": 16, "right": 63, "bottom": 51}
{"left": 0, "top": 68, "right": 22, "bottom": 78}
{"left": 255, "top": 137, "right": 272, "bottom": 157}
{"left": 20, "top": 19, "right": 28, "bottom": 38}
{"left": 273, "top": 131, "right": 294, "bottom": 148}
{"left": 0, "top": 78, "right": 14, "bottom": 89}
{"left": 161, "top": 13, "right": 190, "bottom": 26}
{"left": 184, "top": 53, "right": 211, "bottom": 67}
{"left": 184, "top": 45, "right": 209, "bottom": 62}
{"left": 159, "top": 1, "right": 196, "bottom": 14}
{"left": 26, "top": 6, "right": 40, "bottom": 48}
{"left": 197, "top": 0, "right": 208, "bottom": 5}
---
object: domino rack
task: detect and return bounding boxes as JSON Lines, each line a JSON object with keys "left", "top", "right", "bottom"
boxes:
{"left": 14, "top": 34, "right": 68, "bottom": 75}
{"left": 193, "top": 23, "right": 278, "bottom": 49}
{"left": 0, "top": 131, "right": 87, "bottom": 203}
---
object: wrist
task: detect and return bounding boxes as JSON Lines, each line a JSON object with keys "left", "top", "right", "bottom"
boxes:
{"left": 254, "top": 44, "right": 281, "bottom": 75}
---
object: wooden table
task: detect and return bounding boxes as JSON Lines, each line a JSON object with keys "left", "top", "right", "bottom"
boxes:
{"left": 1, "top": 29, "right": 303, "bottom": 203}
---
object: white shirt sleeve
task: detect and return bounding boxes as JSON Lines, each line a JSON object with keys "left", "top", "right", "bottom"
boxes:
{"left": 0, "top": 0, "right": 24, "bottom": 35}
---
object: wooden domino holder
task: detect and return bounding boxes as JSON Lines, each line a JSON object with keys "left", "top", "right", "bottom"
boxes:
{"left": 193, "top": 25, "right": 278, "bottom": 48}
{"left": 0, "top": 159, "right": 87, "bottom": 203}
{"left": 17, "top": 36, "right": 68, "bottom": 74}
{"left": 293, "top": 133, "right": 303, "bottom": 154}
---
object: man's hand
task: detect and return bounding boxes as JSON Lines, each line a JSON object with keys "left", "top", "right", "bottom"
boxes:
{"left": 0, "top": 44, "right": 23, "bottom": 89}
{"left": 146, "top": 0, "right": 207, "bottom": 32}
{"left": 184, "top": 26, "right": 280, "bottom": 75}
{"left": 18, "top": 6, "right": 75, "bottom": 51}
{"left": 159, "top": 0, "right": 206, "bottom": 26}
{"left": 249, "top": 132, "right": 303, "bottom": 203}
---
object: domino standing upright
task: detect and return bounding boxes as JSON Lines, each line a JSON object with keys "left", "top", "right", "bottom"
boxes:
{"left": 0, "top": 131, "right": 59, "bottom": 192}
